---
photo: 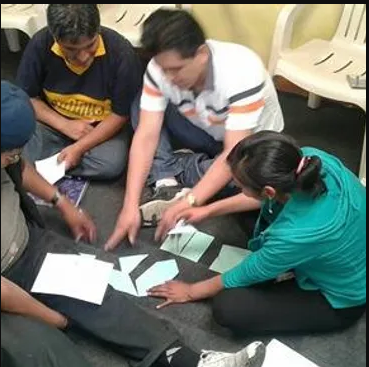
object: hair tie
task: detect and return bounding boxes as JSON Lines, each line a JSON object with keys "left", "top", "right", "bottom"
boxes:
{"left": 296, "top": 157, "right": 309, "bottom": 175}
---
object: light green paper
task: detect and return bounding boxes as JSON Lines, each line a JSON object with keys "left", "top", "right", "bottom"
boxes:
{"left": 179, "top": 232, "right": 214, "bottom": 262}
{"left": 109, "top": 269, "right": 138, "bottom": 296}
{"left": 119, "top": 254, "right": 148, "bottom": 274}
{"left": 210, "top": 245, "right": 252, "bottom": 274}
{"left": 136, "top": 259, "right": 179, "bottom": 297}
{"left": 160, "top": 233, "right": 194, "bottom": 255}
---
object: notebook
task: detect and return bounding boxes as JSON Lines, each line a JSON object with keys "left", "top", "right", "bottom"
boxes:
{"left": 29, "top": 176, "right": 89, "bottom": 207}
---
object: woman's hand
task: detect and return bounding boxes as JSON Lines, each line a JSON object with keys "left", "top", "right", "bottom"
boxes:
{"left": 180, "top": 206, "right": 212, "bottom": 224}
{"left": 155, "top": 199, "right": 190, "bottom": 241}
{"left": 148, "top": 281, "right": 194, "bottom": 309}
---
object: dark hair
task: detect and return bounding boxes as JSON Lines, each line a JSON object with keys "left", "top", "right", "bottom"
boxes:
{"left": 47, "top": 4, "right": 100, "bottom": 43}
{"left": 227, "top": 131, "right": 327, "bottom": 198}
{"left": 141, "top": 9, "right": 206, "bottom": 58}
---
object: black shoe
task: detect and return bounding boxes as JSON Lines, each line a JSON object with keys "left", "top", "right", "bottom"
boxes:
{"left": 140, "top": 185, "right": 190, "bottom": 227}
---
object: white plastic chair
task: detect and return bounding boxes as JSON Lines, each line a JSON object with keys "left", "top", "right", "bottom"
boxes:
{"left": 1, "top": 5, "right": 191, "bottom": 51}
{"left": 99, "top": 4, "right": 191, "bottom": 47}
{"left": 1, "top": 4, "right": 48, "bottom": 52}
{"left": 269, "top": 4, "right": 367, "bottom": 185}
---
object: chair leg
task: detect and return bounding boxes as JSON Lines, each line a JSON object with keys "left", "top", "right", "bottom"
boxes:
{"left": 4, "top": 29, "right": 21, "bottom": 52}
{"left": 359, "top": 128, "right": 366, "bottom": 186}
{"left": 308, "top": 92, "right": 322, "bottom": 109}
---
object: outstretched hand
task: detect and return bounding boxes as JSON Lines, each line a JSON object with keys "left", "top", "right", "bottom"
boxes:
{"left": 148, "top": 281, "right": 193, "bottom": 309}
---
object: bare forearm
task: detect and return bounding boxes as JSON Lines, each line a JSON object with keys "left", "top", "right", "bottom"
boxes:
{"left": 206, "top": 194, "right": 261, "bottom": 218}
{"left": 189, "top": 276, "right": 224, "bottom": 301}
{"left": 31, "top": 98, "right": 68, "bottom": 131}
{"left": 191, "top": 129, "right": 252, "bottom": 205}
{"left": 192, "top": 151, "right": 233, "bottom": 205}
{"left": 124, "top": 131, "right": 158, "bottom": 207}
{"left": 22, "top": 161, "right": 75, "bottom": 214}
{"left": 74, "top": 114, "right": 127, "bottom": 153}
{"left": 22, "top": 160, "right": 58, "bottom": 202}
{"left": 1, "top": 277, "right": 67, "bottom": 328}
{"left": 124, "top": 110, "right": 164, "bottom": 207}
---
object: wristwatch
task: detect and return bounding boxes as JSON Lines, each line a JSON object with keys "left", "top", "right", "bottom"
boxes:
{"left": 50, "top": 190, "right": 63, "bottom": 206}
{"left": 186, "top": 192, "right": 198, "bottom": 207}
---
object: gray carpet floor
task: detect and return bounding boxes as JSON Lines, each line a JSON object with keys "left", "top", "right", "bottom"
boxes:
{"left": 1, "top": 30, "right": 366, "bottom": 367}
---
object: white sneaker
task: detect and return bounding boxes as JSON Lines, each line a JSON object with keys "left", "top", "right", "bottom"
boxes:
{"left": 140, "top": 187, "right": 191, "bottom": 227}
{"left": 198, "top": 341, "right": 266, "bottom": 367}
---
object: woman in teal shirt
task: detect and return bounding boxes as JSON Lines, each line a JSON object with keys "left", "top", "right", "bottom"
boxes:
{"left": 149, "top": 131, "right": 366, "bottom": 335}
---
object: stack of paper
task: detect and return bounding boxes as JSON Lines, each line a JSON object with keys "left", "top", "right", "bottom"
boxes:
{"left": 210, "top": 245, "right": 252, "bottom": 273}
{"left": 31, "top": 253, "right": 113, "bottom": 305}
{"left": 263, "top": 340, "right": 320, "bottom": 367}
{"left": 168, "top": 219, "right": 197, "bottom": 235}
{"left": 35, "top": 153, "right": 66, "bottom": 185}
{"left": 161, "top": 233, "right": 195, "bottom": 256}
{"left": 161, "top": 222, "right": 214, "bottom": 263}
{"left": 32, "top": 253, "right": 181, "bottom": 302}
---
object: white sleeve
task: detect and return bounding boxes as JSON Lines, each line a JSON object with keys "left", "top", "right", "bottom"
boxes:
{"left": 225, "top": 82, "right": 266, "bottom": 131}
{"left": 140, "top": 60, "right": 168, "bottom": 112}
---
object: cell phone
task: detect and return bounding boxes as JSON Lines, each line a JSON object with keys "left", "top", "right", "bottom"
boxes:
{"left": 347, "top": 74, "right": 366, "bottom": 89}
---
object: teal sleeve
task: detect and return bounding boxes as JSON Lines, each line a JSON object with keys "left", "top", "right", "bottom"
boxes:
{"left": 222, "top": 238, "right": 318, "bottom": 288}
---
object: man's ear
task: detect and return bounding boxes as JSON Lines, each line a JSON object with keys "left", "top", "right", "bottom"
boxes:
{"left": 195, "top": 44, "right": 209, "bottom": 64}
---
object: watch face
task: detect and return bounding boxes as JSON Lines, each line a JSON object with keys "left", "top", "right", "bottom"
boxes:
{"left": 187, "top": 193, "right": 196, "bottom": 207}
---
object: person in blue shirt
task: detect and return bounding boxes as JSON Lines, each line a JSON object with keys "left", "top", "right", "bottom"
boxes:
{"left": 149, "top": 131, "right": 366, "bottom": 335}
{"left": 17, "top": 4, "right": 142, "bottom": 180}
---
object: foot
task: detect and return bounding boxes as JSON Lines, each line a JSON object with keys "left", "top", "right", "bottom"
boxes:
{"left": 198, "top": 341, "right": 266, "bottom": 367}
{"left": 140, "top": 185, "right": 190, "bottom": 227}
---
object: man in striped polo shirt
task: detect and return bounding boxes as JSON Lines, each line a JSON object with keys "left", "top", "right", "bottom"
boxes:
{"left": 106, "top": 8, "right": 284, "bottom": 249}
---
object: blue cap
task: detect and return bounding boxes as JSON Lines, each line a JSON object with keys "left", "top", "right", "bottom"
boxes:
{"left": 1, "top": 81, "right": 36, "bottom": 152}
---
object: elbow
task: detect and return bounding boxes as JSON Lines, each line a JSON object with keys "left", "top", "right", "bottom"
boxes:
{"left": 1, "top": 278, "right": 10, "bottom": 309}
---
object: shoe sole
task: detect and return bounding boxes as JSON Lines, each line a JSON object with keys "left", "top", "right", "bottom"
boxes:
{"left": 247, "top": 342, "right": 266, "bottom": 367}
{"left": 140, "top": 189, "right": 190, "bottom": 227}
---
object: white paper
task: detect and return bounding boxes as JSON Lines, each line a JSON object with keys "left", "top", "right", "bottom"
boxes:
{"left": 136, "top": 259, "right": 179, "bottom": 297}
{"left": 109, "top": 270, "right": 138, "bottom": 296}
{"left": 35, "top": 153, "right": 66, "bottom": 185}
{"left": 79, "top": 253, "right": 96, "bottom": 259}
{"left": 168, "top": 219, "right": 197, "bottom": 235}
{"left": 31, "top": 253, "right": 113, "bottom": 305}
{"left": 263, "top": 340, "right": 320, "bottom": 367}
{"left": 119, "top": 254, "right": 148, "bottom": 274}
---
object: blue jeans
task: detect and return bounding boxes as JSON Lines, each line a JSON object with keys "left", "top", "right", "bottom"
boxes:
{"left": 24, "top": 123, "right": 130, "bottom": 180}
{"left": 131, "top": 94, "right": 238, "bottom": 197}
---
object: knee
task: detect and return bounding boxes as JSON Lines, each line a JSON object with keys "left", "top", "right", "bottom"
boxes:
{"left": 96, "top": 152, "right": 128, "bottom": 180}
{"left": 180, "top": 153, "right": 211, "bottom": 187}
{"left": 212, "top": 291, "right": 238, "bottom": 328}
{"left": 83, "top": 140, "right": 129, "bottom": 180}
